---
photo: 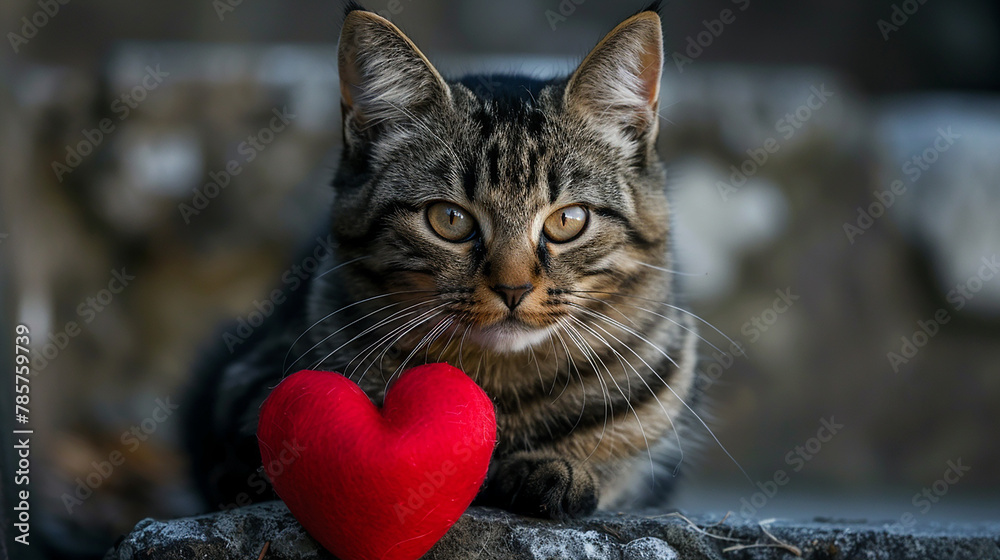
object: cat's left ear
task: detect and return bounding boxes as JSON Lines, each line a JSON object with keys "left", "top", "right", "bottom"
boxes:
{"left": 564, "top": 9, "right": 663, "bottom": 147}
{"left": 337, "top": 8, "right": 451, "bottom": 143}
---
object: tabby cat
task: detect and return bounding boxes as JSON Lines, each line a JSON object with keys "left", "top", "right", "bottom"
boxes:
{"left": 185, "top": 2, "right": 704, "bottom": 519}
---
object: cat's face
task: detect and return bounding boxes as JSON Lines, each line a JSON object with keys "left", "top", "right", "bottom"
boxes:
{"left": 330, "top": 8, "right": 670, "bottom": 353}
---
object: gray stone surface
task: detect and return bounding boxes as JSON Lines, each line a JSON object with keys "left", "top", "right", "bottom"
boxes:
{"left": 105, "top": 501, "right": 1000, "bottom": 560}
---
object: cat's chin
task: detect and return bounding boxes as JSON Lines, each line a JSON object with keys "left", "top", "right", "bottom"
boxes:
{"left": 470, "top": 322, "right": 554, "bottom": 354}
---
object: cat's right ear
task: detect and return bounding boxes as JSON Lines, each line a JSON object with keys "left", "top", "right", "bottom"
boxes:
{"left": 564, "top": 9, "right": 663, "bottom": 150}
{"left": 337, "top": 8, "right": 450, "bottom": 144}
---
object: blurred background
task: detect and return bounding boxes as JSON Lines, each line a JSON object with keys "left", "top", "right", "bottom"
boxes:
{"left": 1, "top": 0, "right": 999, "bottom": 557}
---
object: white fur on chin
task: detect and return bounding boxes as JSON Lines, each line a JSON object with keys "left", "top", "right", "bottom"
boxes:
{"left": 470, "top": 323, "right": 554, "bottom": 353}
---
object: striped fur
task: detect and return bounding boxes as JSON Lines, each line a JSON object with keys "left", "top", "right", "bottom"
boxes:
{"left": 186, "top": 4, "right": 701, "bottom": 519}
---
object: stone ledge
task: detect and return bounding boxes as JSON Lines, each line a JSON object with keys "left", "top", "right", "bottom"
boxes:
{"left": 104, "top": 501, "right": 1000, "bottom": 560}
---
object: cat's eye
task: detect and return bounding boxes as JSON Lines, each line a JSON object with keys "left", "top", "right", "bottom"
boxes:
{"left": 427, "top": 201, "right": 476, "bottom": 242}
{"left": 543, "top": 205, "right": 589, "bottom": 243}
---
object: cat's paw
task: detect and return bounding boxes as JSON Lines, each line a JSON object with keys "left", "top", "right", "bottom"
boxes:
{"left": 478, "top": 452, "right": 598, "bottom": 519}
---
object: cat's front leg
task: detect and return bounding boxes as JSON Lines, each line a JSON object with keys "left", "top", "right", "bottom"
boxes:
{"left": 476, "top": 450, "right": 598, "bottom": 519}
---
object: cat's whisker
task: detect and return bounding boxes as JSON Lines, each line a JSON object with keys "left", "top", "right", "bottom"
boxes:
{"left": 474, "top": 346, "right": 487, "bottom": 385}
{"left": 655, "top": 98, "right": 683, "bottom": 127}
{"left": 358, "top": 308, "right": 443, "bottom": 381}
{"left": 356, "top": 308, "right": 447, "bottom": 386}
{"left": 457, "top": 323, "right": 473, "bottom": 373}
{"left": 315, "top": 254, "right": 371, "bottom": 279}
{"left": 549, "top": 324, "right": 579, "bottom": 403}
{"left": 569, "top": 303, "right": 753, "bottom": 484}
{"left": 282, "top": 289, "right": 430, "bottom": 372}
{"left": 435, "top": 317, "right": 462, "bottom": 363}
{"left": 529, "top": 343, "right": 545, "bottom": 395}
{"left": 431, "top": 317, "right": 457, "bottom": 360}
{"left": 575, "top": 294, "right": 729, "bottom": 358}
{"left": 568, "top": 290, "right": 745, "bottom": 356}
{"left": 300, "top": 297, "right": 440, "bottom": 373}
{"left": 388, "top": 314, "right": 455, "bottom": 387}
{"left": 320, "top": 299, "right": 446, "bottom": 377}
{"left": 571, "top": 294, "right": 642, "bottom": 331}
{"left": 568, "top": 313, "right": 680, "bottom": 480}
{"left": 348, "top": 302, "right": 450, "bottom": 382}
{"left": 567, "top": 315, "right": 629, "bottom": 404}
{"left": 561, "top": 319, "right": 611, "bottom": 415}
{"left": 543, "top": 329, "right": 558, "bottom": 362}
{"left": 635, "top": 305, "right": 730, "bottom": 357}
{"left": 371, "top": 303, "right": 459, "bottom": 377}
{"left": 558, "top": 319, "right": 613, "bottom": 462}
{"left": 632, "top": 260, "right": 707, "bottom": 277}
{"left": 422, "top": 317, "right": 449, "bottom": 365}
{"left": 569, "top": 302, "right": 679, "bottom": 368}
{"left": 568, "top": 315, "right": 659, "bottom": 483}
{"left": 543, "top": 331, "right": 559, "bottom": 395}
{"left": 417, "top": 314, "right": 457, "bottom": 367}
{"left": 284, "top": 292, "right": 437, "bottom": 375}
{"left": 552, "top": 324, "right": 591, "bottom": 435}
{"left": 565, "top": 295, "right": 639, "bottom": 398}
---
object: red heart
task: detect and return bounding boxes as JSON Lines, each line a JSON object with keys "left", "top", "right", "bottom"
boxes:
{"left": 257, "top": 363, "right": 496, "bottom": 560}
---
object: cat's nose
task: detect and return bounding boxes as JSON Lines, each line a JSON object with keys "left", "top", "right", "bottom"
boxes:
{"left": 491, "top": 283, "right": 534, "bottom": 310}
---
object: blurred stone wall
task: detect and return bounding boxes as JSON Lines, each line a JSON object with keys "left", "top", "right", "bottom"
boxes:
{"left": 655, "top": 67, "right": 1000, "bottom": 517}
{"left": 0, "top": 45, "right": 340, "bottom": 552}
{"left": 1, "top": 42, "right": 999, "bottom": 554}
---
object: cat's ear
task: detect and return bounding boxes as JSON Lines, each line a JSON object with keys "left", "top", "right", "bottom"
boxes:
{"left": 337, "top": 8, "right": 450, "bottom": 141}
{"left": 564, "top": 9, "right": 663, "bottom": 146}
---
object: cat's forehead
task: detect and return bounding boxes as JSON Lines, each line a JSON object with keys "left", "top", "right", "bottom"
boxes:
{"left": 451, "top": 83, "right": 628, "bottom": 205}
{"left": 451, "top": 74, "right": 553, "bottom": 108}
{"left": 444, "top": 79, "right": 565, "bottom": 215}
{"left": 449, "top": 77, "right": 557, "bottom": 145}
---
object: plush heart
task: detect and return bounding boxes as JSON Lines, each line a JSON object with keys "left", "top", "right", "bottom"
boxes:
{"left": 257, "top": 363, "right": 496, "bottom": 560}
